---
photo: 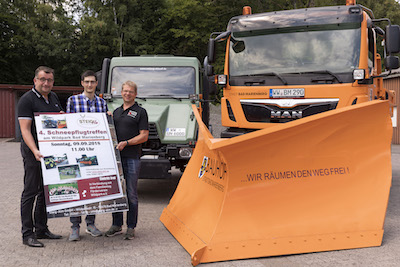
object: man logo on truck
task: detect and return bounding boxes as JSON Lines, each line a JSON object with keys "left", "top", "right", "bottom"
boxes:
{"left": 271, "top": 110, "right": 303, "bottom": 119}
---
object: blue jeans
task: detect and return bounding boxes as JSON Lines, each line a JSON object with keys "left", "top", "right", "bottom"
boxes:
{"left": 112, "top": 158, "right": 140, "bottom": 229}
{"left": 70, "top": 215, "right": 95, "bottom": 229}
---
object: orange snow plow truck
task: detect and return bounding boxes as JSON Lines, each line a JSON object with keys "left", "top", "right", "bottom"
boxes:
{"left": 160, "top": 0, "right": 399, "bottom": 265}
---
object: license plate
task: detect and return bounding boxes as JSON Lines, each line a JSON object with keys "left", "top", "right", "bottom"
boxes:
{"left": 269, "top": 88, "right": 305, "bottom": 98}
{"left": 165, "top": 128, "right": 186, "bottom": 137}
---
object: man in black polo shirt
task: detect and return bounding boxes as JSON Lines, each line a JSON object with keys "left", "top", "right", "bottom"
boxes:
{"left": 18, "top": 66, "right": 63, "bottom": 247}
{"left": 104, "top": 80, "right": 149, "bottom": 240}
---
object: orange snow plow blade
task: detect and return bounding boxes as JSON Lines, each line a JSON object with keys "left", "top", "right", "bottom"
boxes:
{"left": 160, "top": 101, "right": 393, "bottom": 266}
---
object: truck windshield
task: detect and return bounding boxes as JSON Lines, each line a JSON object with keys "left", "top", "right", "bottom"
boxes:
{"left": 229, "top": 27, "right": 361, "bottom": 77}
{"left": 110, "top": 67, "right": 196, "bottom": 97}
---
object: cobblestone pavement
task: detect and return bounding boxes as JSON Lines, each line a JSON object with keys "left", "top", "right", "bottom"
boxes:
{"left": 0, "top": 137, "right": 399, "bottom": 267}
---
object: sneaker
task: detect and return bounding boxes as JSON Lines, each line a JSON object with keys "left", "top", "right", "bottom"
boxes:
{"left": 69, "top": 228, "right": 80, "bottom": 241}
{"left": 104, "top": 225, "right": 122, "bottom": 237}
{"left": 86, "top": 224, "right": 102, "bottom": 237}
{"left": 124, "top": 228, "right": 135, "bottom": 240}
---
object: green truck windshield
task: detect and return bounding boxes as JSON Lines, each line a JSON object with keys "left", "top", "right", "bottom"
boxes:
{"left": 111, "top": 66, "right": 196, "bottom": 97}
{"left": 229, "top": 27, "right": 361, "bottom": 76}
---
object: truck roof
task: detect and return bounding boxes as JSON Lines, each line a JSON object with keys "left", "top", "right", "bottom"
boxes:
{"left": 228, "top": 5, "right": 363, "bottom": 35}
{"left": 110, "top": 56, "right": 201, "bottom": 69}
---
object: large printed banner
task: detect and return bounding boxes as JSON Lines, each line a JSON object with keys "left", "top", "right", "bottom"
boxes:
{"left": 34, "top": 112, "right": 128, "bottom": 218}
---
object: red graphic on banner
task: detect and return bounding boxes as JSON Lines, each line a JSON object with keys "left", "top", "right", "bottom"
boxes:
{"left": 45, "top": 175, "right": 120, "bottom": 205}
{"left": 78, "top": 175, "right": 120, "bottom": 199}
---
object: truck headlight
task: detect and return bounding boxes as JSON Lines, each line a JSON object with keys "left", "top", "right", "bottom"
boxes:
{"left": 179, "top": 148, "right": 192, "bottom": 158}
{"left": 215, "top": 74, "right": 227, "bottom": 85}
{"left": 353, "top": 69, "right": 365, "bottom": 80}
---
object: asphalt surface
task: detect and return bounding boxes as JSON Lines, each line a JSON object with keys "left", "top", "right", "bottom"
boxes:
{"left": 0, "top": 104, "right": 398, "bottom": 266}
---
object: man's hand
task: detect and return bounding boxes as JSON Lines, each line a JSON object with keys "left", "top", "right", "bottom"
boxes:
{"left": 32, "top": 149, "right": 43, "bottom": 161}
{"left": 116, "top": 141, "right": 128, "bottom": 151}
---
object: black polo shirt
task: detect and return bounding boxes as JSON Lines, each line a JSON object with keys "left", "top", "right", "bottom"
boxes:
{"left": 18, "top": 88, "right": 63, "bottom": 145}
{"left": 113, "top": 102, "right": 149, "bottom": 159}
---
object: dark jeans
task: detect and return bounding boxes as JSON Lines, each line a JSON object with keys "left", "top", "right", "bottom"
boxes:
{"left": 20, "top": 143, "right": 48, "bottom": 240}
{"left": 70, "top": 215, "right": 96, "bottom": 229}
{"left": 112, "top": 157, "right": 140, "bottom": 229}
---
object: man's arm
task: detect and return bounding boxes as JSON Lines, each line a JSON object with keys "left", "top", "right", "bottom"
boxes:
{"left": 19, "top": 119, "right": 42, "bottom": 161}
{"left": 116, "top": 130, "right": 149, "bottom": 151}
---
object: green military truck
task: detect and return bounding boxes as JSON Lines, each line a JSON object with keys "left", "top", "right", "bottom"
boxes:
{"left": 99, "top": 56, "right": 206, "bottom": 178}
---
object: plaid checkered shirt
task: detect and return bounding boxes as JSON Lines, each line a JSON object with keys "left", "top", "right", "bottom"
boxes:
{"left": 66, "top": 93, "right": 108, "bottom": 113}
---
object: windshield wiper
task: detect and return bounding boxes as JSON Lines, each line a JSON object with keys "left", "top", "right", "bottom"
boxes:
{"left": 146, "top": 94, "right": 182, "bottom": 101}
{"left": 310, "top": 70, "right": 343, "bottom": 83}
{"left": 290, "top": 70, "right": 343, "bottom": 83}
{"left": 237, "top": 72, "right": 288, "bottom": 85}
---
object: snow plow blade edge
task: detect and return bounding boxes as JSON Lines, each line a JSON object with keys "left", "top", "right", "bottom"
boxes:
{"left": 160, "top": 100, "right": 393, "bottom": 265}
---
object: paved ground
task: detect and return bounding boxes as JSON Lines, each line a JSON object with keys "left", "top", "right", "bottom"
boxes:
{"left": 0, "top": 107, "right": 399, "bottom": 266}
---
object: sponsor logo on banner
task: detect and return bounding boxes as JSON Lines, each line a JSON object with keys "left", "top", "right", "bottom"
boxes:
{"left": 77, "top": 115, "right": 99, "bottom": 128}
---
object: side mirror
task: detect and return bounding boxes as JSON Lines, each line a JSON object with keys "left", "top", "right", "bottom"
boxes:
{"left": 202, "top": 74, "right": 218, "bottom": 96}
{"left": 203, "top": 56, "right": 214, "bottom": 77}
{"left": 208, "top": 77, "right": 218, "bottom": 95}
{"left": 95, "top": 70, "right": 102, "bottom": 94}
{"left": 100, "top": 58, "right": 111, "bottom": 94}
{"left": 375, "top": 26, "right": 385, "bottom": 37}
{"left": 386, "top": 25, "right": 400, "bottom": 54}
{"left": 384, "top": 55, "right": 400, "bottom": 70}
{"left": 208, "top": 39, "right": 216, "bottom": 64}
{"left": 203, "top": 57, "right": 218, "bottom": 97}
{"left": 206, "top": 65, "right": 214, "bottom": 77}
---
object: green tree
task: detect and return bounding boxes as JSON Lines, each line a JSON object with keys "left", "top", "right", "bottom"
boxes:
{"left": 0, "top": 0, "right": 79, "bottom": 85}
{"left": 2, "top": 0, "right": 400, "bottom": 85}
{"left": 0, "top": 0, "right": 37, "bottom": 83}
{"left": 78, "top": 0, "right": 165, "bottom": 61}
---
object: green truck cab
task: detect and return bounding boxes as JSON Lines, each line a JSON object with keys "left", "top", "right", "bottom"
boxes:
{"left": 99, "top": 56, "right": 203, "bottom": 178}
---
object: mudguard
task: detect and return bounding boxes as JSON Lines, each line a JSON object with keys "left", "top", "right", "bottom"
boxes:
{"left": 160, "top": 100, "right": 392, "bottom": 266}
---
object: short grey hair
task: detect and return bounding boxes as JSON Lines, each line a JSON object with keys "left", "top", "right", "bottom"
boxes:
{"left": 122, "top": 80, "right": 137, "bottom": 93}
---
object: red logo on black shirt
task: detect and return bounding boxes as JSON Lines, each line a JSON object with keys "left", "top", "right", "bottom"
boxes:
{"left": 127, "top": 110, "right": 137, "bottom": 118}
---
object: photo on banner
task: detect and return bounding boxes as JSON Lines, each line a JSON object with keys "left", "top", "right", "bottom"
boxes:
{"left": 34, "top": 112, "right": 128, "bottom": 218}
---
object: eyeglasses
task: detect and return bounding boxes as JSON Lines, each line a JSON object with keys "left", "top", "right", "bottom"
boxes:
{"left": 83, "top": 80, "right": 97, "bottom": 84}
{"left": 122, "top": 90, "right": 136, "bottom": 94}
{"left": 38, "top": 77, "right": 54, "bottom": 83}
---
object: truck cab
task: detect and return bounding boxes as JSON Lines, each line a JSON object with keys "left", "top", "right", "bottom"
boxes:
{"left": 205, "top": 1, "right": 399, "bottom": 137}
{"left": 100, "top": 56, "right": 202, "bottom": 178}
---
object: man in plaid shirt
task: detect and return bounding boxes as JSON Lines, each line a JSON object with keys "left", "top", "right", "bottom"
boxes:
{"left": 66, "top": 70, "right": 108, "bottom": 241}
{"left": 66, "top": 70, "right": 108, "bottom": 113}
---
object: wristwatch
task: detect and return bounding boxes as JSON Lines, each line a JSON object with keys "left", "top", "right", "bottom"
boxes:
{"left": 126, "top": 140, "right": 129, "bottom": 146}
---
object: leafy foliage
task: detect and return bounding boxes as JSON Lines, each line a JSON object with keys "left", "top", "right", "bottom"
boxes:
{"left": 1, "top": 0, "right": 400, "bottom": 85}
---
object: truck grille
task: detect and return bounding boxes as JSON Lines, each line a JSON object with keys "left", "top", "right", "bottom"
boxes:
{"left": 148, "top": 123, "right": 158, "bottom": 137}
{"left": 142, "top": 123, "right": 162, "bottom": 150}
{"left": 240, "top": 99, "right": 339, "bottom": 123}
